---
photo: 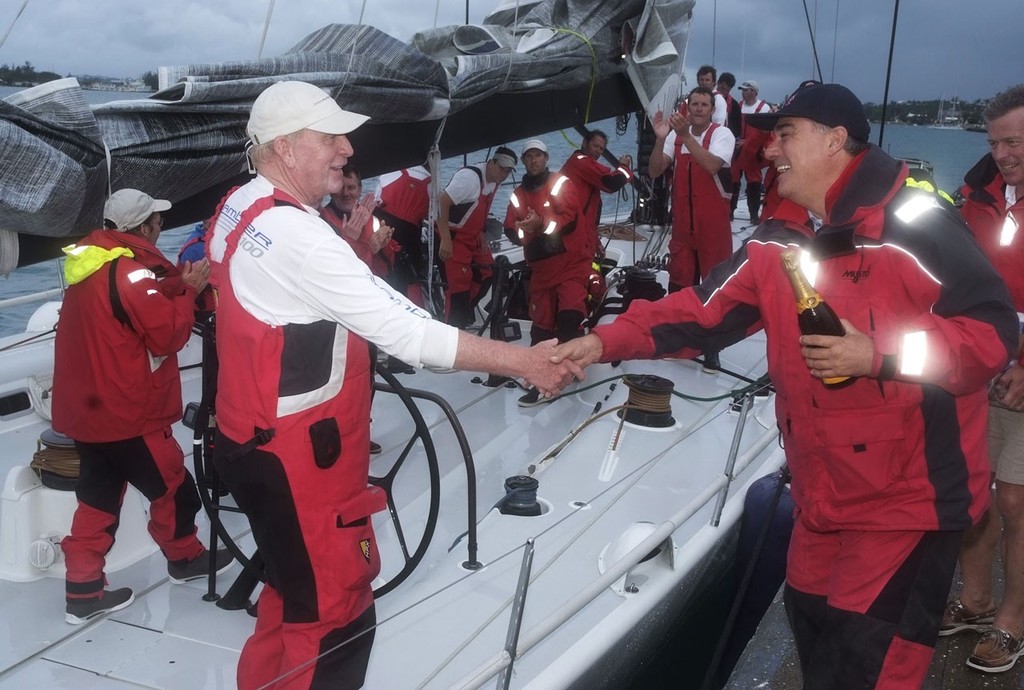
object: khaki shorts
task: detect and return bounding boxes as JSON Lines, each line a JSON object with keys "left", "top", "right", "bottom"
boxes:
{"left": 990, "top": 404, "right": 1024, "bottom": 485}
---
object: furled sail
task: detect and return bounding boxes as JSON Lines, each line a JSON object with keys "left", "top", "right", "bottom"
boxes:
{"left": 0, "top": 0, "right": 693, "bottom": 270}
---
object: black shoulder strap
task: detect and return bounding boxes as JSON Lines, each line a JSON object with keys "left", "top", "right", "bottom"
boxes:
{"left": 108, "top": 257, "right": 136, "bottom": 333}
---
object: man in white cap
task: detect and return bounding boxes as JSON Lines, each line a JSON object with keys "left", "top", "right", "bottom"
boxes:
{"left": 206, "top": 81, "right": 580, "bottom": 690}
{"left": 731, "top": 79, "right": 772, "bottom": 223}
{"left": 503, "top": 138, "right": 588, "bottom": 406}
{"left": 53, "top": 189, "right": 230, "bottom": 625}
{"left": 436, "top": 144, "right": 517, "bottom": 327}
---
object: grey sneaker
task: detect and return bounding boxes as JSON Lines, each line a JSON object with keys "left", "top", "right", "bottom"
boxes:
{"left": 939, "top": 598, "right": 997, "bottom": 636}
{"left": 967, "top": 627, "right": 1024, "bottom": 673}
{"left": 168, "top": 547, "right": 234, "bottom": 585}
{"left": 65, "top": 587, "right": 135, "bottom": 625}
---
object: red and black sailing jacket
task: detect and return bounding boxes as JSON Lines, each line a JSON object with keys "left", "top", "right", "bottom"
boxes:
{"left": 596, "top": 146, "right": 1018, "bottom": 532}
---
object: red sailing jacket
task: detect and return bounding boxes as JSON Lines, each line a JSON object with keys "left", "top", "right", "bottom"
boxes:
{"left": 596, "top": 146, "right": 1018, "bottom": 532}
{"left": 561, "top": 151, "right": 632, "bottom": 258}
{"left": 504, "top": 170, "right": 589, "bottom": 290}
{"left": 53, "top": 230, "right": 197, "bottom": 442}
{"left": 960, "top": 153, "right": 1024, "bottom": 311}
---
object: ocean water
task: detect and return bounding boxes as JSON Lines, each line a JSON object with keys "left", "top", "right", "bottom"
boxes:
{"left": 0, "top": 84, "right": 991, "bottom": 338}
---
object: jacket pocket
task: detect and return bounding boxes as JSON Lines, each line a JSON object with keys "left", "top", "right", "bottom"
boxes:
{"left": 331, "top": 487, "right": 388, "bottom": 591}
{"left": 813, "top": 405, "right": 913, "bottom": 508}
{"left": 309, "top": 417, "right": 341, "bottom": 469}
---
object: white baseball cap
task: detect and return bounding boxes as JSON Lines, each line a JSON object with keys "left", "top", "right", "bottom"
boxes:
{"left": 246, "top": 81, "right": 369, "bottom": 145}
{"left": 521, "top": 138, "right": 549, "bottom": 158}
{"left": 103, "top": 189, "right": 171, "bottom": 231}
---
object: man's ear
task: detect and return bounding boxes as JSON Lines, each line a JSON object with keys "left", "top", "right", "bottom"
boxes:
{"left": 830, "top": 126, "right": 849, "bottom": 154}
{"left": 273, "top": 136, "right": 295, "bottom": 166}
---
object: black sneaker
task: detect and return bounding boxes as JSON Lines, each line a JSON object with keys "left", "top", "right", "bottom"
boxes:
{"left": 517, "top": 388, "right": 545, "bottom": 407}
{"left": 701, "top": 350, "right": 721, "bottom": 373}
{"left": 369, "top": 441, "right": 382, "bottom": 455}
{"left": 168, "top": 547, "right": 234, "bottom": 585}
{"left": 66, "top": 587, "right": 135, "bottom": 625}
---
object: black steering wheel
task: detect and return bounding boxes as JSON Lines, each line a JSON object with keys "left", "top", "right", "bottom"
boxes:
{"left": 369, "top": 364, "right": 442, "bottom": 597}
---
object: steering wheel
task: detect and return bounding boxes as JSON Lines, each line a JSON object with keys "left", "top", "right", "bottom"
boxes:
{"left": 369, "top": 364, "right": 442, "bottom": 597}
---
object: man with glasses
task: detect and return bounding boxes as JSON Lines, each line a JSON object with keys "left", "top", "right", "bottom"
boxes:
{"left": 53, "top": 188, "right": 232, "bottom": 625}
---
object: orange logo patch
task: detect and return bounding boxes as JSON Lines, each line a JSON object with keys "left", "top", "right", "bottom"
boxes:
{"left": 360, "top": 539, "right": 371, "bottom": 562}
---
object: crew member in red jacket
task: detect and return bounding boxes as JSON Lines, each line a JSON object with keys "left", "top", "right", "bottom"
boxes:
{"left": 560, "top": 128, "right": 633, "bottom": 261}
{"left": 321, "top": 163, "right": 396, "bottom": 279}
{"left": 53, "top": 189, "right": 231, "bottom": 625}
{"left": 941, "top": 84, "right": 1024, "bottom": 674}
{"left": 553, "top": 83, "right": 1019, "bottom": 690}
{"left": 503, "top": 139, "right": 586, "bottom": 406}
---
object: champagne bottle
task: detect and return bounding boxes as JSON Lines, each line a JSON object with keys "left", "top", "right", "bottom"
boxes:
{"left": 780, "top": 249, "right": 851, "bottom": 387}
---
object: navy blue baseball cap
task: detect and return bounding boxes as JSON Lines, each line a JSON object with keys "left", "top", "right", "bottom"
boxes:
{"left": 747, "top": 82, "right": 870, "bottom": 143}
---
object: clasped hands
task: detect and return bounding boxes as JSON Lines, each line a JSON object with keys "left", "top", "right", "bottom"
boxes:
{"left": 519, "top": 335, "right": 605, "bottom": 399}
{"left": 524, "top": 319, "right": 879, "bottom": 400}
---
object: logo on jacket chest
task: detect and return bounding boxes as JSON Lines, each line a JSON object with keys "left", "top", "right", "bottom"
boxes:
{"left": 841, "top": 268, "right": 870, "bottom": 283}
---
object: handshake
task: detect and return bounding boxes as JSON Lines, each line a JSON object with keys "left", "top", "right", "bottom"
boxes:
{"left": 518, "top": 334, "right": 606, "bottom": 399}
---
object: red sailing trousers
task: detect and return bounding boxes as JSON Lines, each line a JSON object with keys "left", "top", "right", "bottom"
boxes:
{"left": 64, "top": 427, "right": 204, "bottom": 601}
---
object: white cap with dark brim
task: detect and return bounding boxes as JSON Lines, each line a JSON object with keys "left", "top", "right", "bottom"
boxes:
{"left": 247, "top": 80, "right": 369, "bottom": 145}
{"left": 521, "top": 138, "right": 549, "bottom": 159}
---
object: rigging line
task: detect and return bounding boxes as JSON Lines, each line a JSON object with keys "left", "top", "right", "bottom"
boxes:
{"left": 434, "top": 0, "right": 441, "bottom": 29}
{"left": 0, "top": 327, "right": 54, "bottom": 352}
{"left": 877, "top": 0, "right": 900, "bottom": 149}
{"left": 494, "top": 0, "right": 521, "bottom": 101}
{"left": 0, "top": 0, "right": 29, "bottom": 51}
{"left": 830, "top": 0, "right": 840, "bottom": 82}
{"left": 551, "top": 27, "right": 598, "bottom": 124}
{"left": 798, "top": 0, "right": 823, "bottom": 81}
{"left": 341, "top": 0, "right": 370, "bottom": 94}
{"left": 711, "top": 0, "right": 717, "bottom": 65}
{"left": 739, "top": 1, "right": 748, "bottom": 80}
{"left": 255, "top": 0, "right": 276, "bottom": 60}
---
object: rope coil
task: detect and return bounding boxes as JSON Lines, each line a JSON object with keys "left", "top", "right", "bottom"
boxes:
{"left": 30, "top": 436, "right": 80, "bottom": 479}
{"left": 621, "top": 374, "right": 675, "bottom": 427}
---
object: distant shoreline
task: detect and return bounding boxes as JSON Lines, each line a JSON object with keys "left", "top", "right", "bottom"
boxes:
{"left": 80, "top": 87, "right": 155, "bottom": 93}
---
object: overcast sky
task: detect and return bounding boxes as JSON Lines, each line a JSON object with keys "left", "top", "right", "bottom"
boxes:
{"left": 1, "top": 0, "right": 1019, "bottom": 105}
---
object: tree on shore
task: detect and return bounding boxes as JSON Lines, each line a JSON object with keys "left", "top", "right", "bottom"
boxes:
{"left": 0, "top": 61, "right": 61, "bottom": 86}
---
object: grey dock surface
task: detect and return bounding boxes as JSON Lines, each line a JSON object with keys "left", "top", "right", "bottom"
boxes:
{"left": 726, "top": 557, "right": 1024, "bottom": 689}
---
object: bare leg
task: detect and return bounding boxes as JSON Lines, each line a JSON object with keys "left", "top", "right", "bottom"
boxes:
{"left": 955, "top": 482, "right": 1001, "bottom": 614}
{"left": 994, "top": 480, "right": 1024, "bottom": 638}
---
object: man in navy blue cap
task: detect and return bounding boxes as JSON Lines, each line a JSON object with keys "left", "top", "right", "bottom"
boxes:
{"left": 552, "top": 83, "right": 1018, "bottom": 689}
